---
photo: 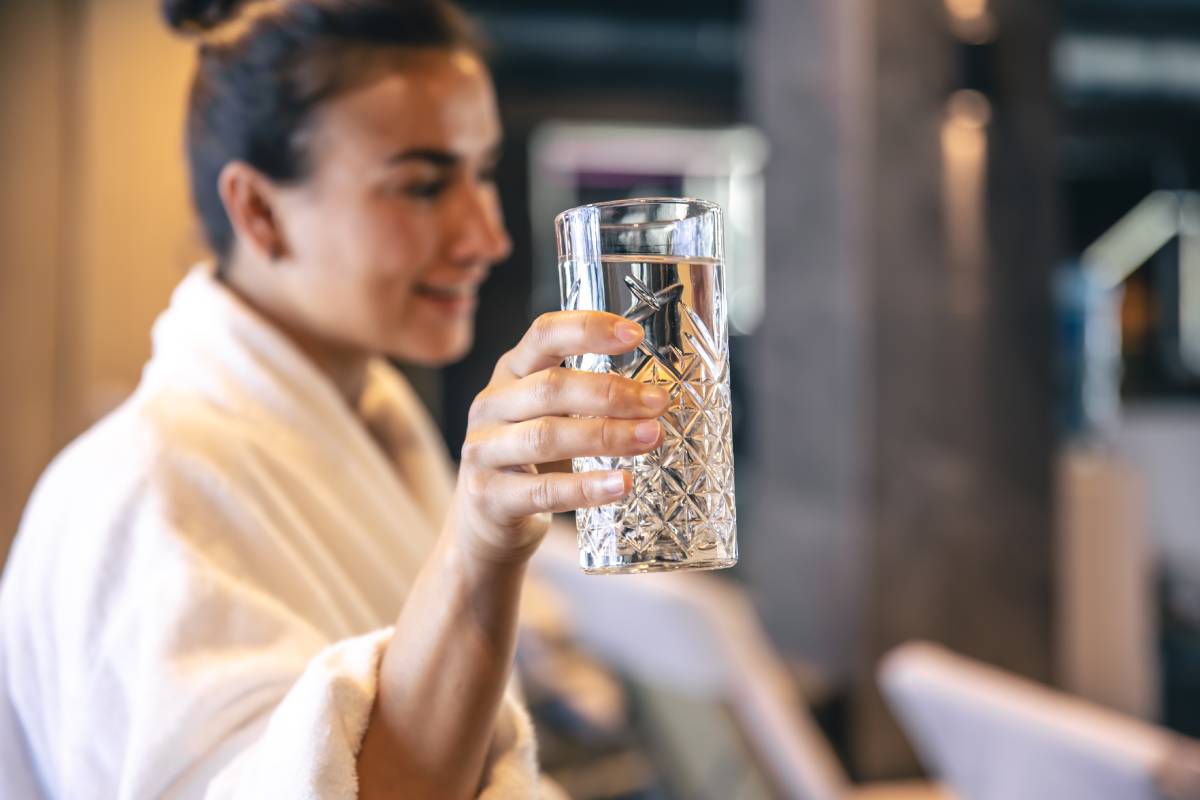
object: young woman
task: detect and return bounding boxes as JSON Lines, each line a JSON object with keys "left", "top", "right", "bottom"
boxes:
{"left": 0, "top": 1, "right": 668, "bottom": 797}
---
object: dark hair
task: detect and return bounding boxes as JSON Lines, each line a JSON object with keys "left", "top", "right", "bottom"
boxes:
{"left": 162, "top": 0, "right": 482, "bottom": 267}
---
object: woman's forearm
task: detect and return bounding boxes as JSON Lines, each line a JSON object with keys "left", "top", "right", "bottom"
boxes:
{"left": 356, "top": 511, "right": 527, "bottom": 800}
{"left": 353, "top": 311, "right": 663, "bottom": 797}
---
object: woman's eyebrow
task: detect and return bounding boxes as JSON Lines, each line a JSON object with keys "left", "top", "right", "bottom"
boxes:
{"left": 385, "top": 143, "right": 503, "bottom": 168}
{"left": 385, "top": 148, "right": 459, "bottom": 167}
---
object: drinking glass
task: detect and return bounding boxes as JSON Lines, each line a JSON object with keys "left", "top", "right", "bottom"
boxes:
{"left": 556, "top": 198, "right": 737, "bottom": 574}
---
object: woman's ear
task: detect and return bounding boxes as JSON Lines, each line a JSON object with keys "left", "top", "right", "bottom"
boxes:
{"left": 217, "top": 161, "right": 289, "bottom": 263}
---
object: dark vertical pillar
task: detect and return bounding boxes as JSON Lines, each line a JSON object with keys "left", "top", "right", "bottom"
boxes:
{"left": 748, "top": 0, "right": 1058, "bottom": 778}
{"left": 858, "top": 0, "right": 970, "bottom": 776}
{"left": 859, "top": 0, "right": 1058, "bottom": 776}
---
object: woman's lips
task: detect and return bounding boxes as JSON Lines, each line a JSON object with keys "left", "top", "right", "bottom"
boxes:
{"left": 414, "top": 283, "right": 477, "bottom": 315}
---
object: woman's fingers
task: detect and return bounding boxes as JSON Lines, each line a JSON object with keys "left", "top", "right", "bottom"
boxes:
{"left": 479, "top": 469, "right": 631, "bottom": 519}
{"left": 470, "top": 367, "right": 669, "bottom": 425}
{"left": 497, "top": 311, "right": 644, "bottom": 379}
{"left": 454, "top": 310, "right": 659, "bottom": 541}
{"left": 463, "top": 416, "right": 662, "bottom": 468}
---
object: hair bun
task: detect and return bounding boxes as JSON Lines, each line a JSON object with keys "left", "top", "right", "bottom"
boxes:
{"left": 161, "top": 0, "right": 255, "bottom": 34}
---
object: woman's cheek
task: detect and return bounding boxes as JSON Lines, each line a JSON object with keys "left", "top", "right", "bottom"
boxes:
{"left": 374, "top": 209, "right": 435, "bottom": 264}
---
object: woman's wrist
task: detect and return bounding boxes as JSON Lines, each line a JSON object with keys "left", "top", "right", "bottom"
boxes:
{"left": 430, "top": 515, "right": 531, "bottom": 664}
{"left": 446, "top": 496, "right": 550, "bottom": 572}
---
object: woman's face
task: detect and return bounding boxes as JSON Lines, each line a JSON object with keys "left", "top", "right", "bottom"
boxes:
{"left": 270, "top": 49, "right": 512, "bottom": 366}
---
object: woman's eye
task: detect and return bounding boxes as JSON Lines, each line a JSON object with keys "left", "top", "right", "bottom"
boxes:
{"left": 392, "top": 179, "right": 448, "bottom": 200}
{"left": 478, "top": 166, "right": 498, "bottom": 184}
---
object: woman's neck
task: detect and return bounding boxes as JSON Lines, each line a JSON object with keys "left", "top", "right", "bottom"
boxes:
{"left": 289, "top": 333, "right": 371, "bottom": 411}
{"left": 219, "top": 262, "right": 370, "bottom": 410}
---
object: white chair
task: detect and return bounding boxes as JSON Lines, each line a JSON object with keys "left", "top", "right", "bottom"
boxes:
{"left": 880, "top": 641, "right": 1200, "bottom": 800}
{"left": 529, "top": 525, "right": 950, "bottom": 800}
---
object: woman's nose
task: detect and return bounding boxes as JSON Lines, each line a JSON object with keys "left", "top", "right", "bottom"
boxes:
{"left": 449, "top": 183, "right": 513, "bottom": 266}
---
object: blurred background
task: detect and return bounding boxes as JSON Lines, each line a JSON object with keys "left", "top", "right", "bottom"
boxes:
{"left": 2, "top": 0, "right": 1199, "bottom": 797}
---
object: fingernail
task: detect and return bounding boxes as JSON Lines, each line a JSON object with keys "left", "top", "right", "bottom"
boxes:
{"left": 641, "top": 386, "right": 669, "bottom": 408}
{"left": 634, "top": 420, "right": 660, "bottom": 443}
{"left": 616, "top": 322, "right": 643, "bottom": 344}
{"left": 600, "top": 472, "right": 626, "bottom": 495}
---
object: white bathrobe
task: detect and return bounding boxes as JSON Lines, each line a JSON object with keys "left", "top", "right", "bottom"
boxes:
{"left": 0, "top": 268, "right": 542, "bottom": 798}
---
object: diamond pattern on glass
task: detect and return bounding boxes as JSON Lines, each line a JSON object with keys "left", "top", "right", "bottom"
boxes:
{"left": 564, "top": 269, "right": 737, "bottom": 571}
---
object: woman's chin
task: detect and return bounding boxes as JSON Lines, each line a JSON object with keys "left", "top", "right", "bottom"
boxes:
{"left": 387, "top": 328, "right": 474, "bottom": 367}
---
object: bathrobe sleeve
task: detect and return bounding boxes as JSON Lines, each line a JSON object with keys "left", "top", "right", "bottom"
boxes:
{"left": 200, "top": 628, "right": 542, "bottom": 800}
{"left": 2, "top": 427, "right": 542, "bottom": 800}
{"left": 127, "top": 518, "right": 540, "bottom": 800}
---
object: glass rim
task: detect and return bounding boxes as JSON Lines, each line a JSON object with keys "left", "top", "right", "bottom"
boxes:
{"left": 554, "top": 196, "right": 721, "bottom": 228}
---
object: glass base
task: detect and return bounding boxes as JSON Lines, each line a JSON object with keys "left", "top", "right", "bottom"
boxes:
{"left": 581, "top": 556, "right": 738, "bottom": 576}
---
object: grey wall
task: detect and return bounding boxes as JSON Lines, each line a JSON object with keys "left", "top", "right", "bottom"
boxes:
{"left": 743, "top": 0, "right": 873, "bottom": 684}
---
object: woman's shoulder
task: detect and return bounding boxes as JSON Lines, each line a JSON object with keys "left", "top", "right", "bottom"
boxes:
{"left": 36, "top": 388, "right": 259, "bottom": 500}
{"left": 12, "top": 390, "right": 272, "bottom": 573}
{"left": 2, "top": 390, "right": 305, "bottom": 657}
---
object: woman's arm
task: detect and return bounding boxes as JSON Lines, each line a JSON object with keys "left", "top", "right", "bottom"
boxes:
{"left": 356, "top": 530, "right": 528, "bottom": 799}
{"left": 356, "top": 310, "right": 669, "bottom": 799}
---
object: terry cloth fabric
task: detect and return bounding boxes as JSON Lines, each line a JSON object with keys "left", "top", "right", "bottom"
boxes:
{"left": 0, "top": 267, "right": 543, "bottom": 798}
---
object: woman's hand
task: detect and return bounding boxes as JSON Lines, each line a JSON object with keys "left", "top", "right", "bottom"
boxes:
{"left": 452, "top": 310, "right": 670, "bottom": 565}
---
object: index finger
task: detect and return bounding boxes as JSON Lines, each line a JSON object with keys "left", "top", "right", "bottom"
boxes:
{"left": 498, "top": 311, "right": 644, "bottom": 379}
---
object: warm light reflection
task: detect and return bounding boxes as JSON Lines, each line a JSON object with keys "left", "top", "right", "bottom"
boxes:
{"left": 945, "top": 0, "right": 987, "bottom": 21}
{"left": 946, "top": 88, "right": 992, "bottom": 129}
{"left": 942, "top": 90, "right": 991, "bottom": 317}
{"left": 945, "top": 0, "right": 995, "bottom": 43}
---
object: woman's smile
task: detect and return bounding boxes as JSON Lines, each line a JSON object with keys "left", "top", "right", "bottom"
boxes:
{"left": 412, "top": 281, "right": 479, "bottom": 315}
